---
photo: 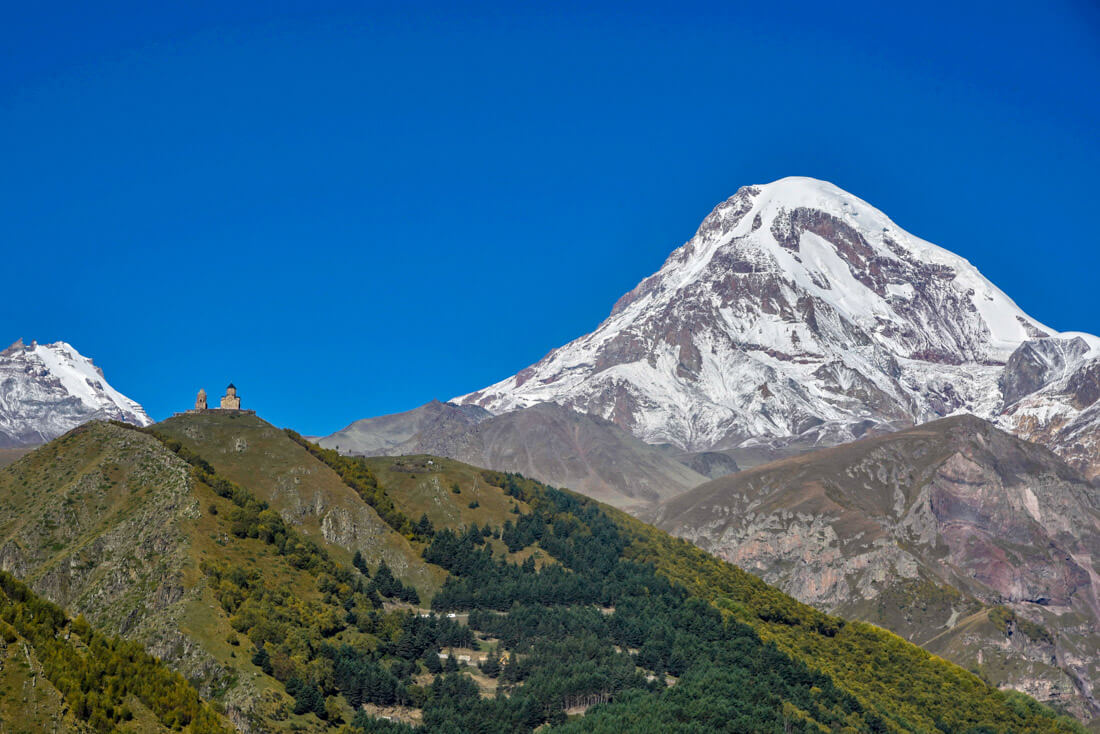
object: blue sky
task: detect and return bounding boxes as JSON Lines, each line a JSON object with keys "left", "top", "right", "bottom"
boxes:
{"left": 4, "top": 1, "right": 1099, "bottom": 435}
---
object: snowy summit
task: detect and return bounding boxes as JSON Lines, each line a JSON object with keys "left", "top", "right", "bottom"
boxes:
{"left": 455, "top": 177, "right": 1100, "bottom": 477}
{"left": 0, "top": 339, "right": 151, "bottom": 447}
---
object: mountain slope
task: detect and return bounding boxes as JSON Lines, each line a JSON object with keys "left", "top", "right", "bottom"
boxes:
{"left": 0, "top": 415, "right": 1084, "bottom": 732}
{"left": 645, "top": 415, "right": 1100, "bottom": 722}
{"left": 0, "top": 570, "right": 231, "bottom": 733}
{"left": 453, "top": 177, "right": 1096, "bottom": 476}
{"left": 0, "top": 339, "right": 151, "bottom": 447}
{"left": 319, "top": 400, "right": 491, "bottom": 456}
{"left": 155, "top": 411, "right": 445, "bottom": 596}
{"left": 0, "top": 416, "right": 445, "bottom": 732}
{"left": 325, "top": 401, "right": 710, "bottom": 509}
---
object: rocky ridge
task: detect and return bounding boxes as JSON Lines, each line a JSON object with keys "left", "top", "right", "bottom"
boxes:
{"left": 999, "top": 335, "right": 1100, "bottom": 482}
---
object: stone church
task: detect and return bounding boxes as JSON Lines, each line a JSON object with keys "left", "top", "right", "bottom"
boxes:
{"left": 220, "top": 383, "right": 241, "bottom": 410}
{"left": 187, "top": 384, "right": 254, "bottom": 415}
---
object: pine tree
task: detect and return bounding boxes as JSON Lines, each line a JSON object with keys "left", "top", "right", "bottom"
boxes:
{"left": 479, "top": 650, "right": 501, "bottom": 678}
{"left": 293, "top": 682, "right": 325, "bottom": 716}
{"left": 352, "top": 550, "right": 369, "bottom": 576}
{"left": 251, "top": 644, "right": 273, "bottom": 675}
{"left": 399, "top": 584, "right": 420, "bottom": 605}
{"left": 372, "top": 561, "right": 399, "bottom": 597}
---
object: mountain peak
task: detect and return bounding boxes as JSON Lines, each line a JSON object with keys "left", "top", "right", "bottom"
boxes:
{"left": 0, "top": 339, "right": 151, "bottom": 447}
{"left": 456, "top": 179, "right": 1091, "bottom": 456}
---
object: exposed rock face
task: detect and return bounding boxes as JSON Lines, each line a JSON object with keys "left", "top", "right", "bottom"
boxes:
{"left": 451, "top": 178, "right": 1097, "bottom": 477}
{"left": 0, "top": 339, "right": 151, "bottom": 448}
{"left": 999, "top": 336, "right": 1100, "bottom": 482}
{"left": 325, "top": 401, "right": 711, "bottom": 509}
{"left": 1000, "top": 337, "right": 1092, "bottom": 407}
{"left": 645, "top": 415, "right": 1100, "bottom": 722}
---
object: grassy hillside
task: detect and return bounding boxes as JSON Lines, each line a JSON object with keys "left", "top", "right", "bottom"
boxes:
{"left": 155, "top": 413, "right": 444, "bottom": 598}
{"left": 0, "top": 422, "right": 226, "bottom": 684}
{"left": 0, "top": 570, "right": 229, "bottom": 733}
{"left": 0, "top": 417, "right": 448, "bottom": 731}
{"left": 0, "top": 414, "right": 1087, "bottom": 733}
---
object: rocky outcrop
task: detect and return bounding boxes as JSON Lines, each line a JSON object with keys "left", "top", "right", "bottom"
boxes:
{"left": 673, "top": 450, "right": 741, "bottom": 479}
{"left": 999, "top": 336, "right": 1100, "bottom": 482}
{"left": 1000, "top": 337, "right": 1093, "bottom": 408}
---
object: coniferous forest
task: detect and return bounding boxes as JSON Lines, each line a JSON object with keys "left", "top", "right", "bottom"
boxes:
{"left": 157, "top": 426, "right": 1081, "bottom": 733}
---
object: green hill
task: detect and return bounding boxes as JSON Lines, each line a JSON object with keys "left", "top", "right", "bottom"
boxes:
{"left": 0, "top": 412, "right": 1086, "bottom": 733}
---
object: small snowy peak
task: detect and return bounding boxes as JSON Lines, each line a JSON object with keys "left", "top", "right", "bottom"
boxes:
{"left": 455, "top": 177, "right": 1095, "bottom": 458}
{"left": 0, "top": 339, "right": 150, "bottom": 447}
{"left": 29, "top": 341, "right": 150, "bottom": 421}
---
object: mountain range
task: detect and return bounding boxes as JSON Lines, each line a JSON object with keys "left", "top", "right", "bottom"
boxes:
{"left": 2, "top": 176, "right": 1098, "bottom": 730}
{"left": 312, "top": 176, "right": 1100, "bottom": 724}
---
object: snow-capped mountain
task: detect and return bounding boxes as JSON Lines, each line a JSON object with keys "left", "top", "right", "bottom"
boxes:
{"left": 455, "top": 177, "right": 1098, "bottom": 473}
{"left": 0, "top": 339, "right": 151, "bottom": 447}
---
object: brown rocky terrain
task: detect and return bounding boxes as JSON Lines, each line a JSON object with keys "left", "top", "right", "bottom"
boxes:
{"left": 318, "top": 399, "right": 491, "bottom": 456}
{"left": 646, "top": 414, "right": 1100, "bottom": 723}
{"left": 0, "top": 447, "right": 32, "bottom": 468}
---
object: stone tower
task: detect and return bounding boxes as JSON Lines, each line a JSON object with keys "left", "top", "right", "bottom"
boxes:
{"left": 195, "top": 388, "right": 207, "bottom": 410}
{"left": 220, "top": 383, "right": 241, "bottom": 410}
